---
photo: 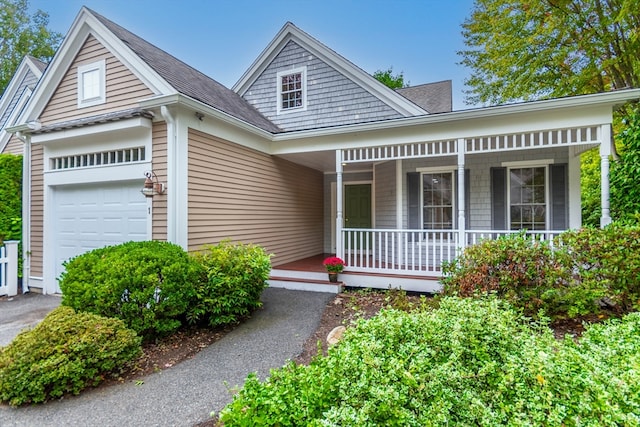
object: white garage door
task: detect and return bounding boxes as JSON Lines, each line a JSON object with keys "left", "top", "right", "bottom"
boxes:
{"left": 53, "top": 181, "right": 148, "bottom": 292}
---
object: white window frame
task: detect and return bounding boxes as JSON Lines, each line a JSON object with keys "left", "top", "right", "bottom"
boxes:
{"left": 77, "top": 60, "right": 106, "bottom": 108}
{"left": 417, "top": 167, "right": 456, "bottom": 231}
{"left": 506, "top": 163, "right": 551, "bottom": 231}
{"left": 276, "top": 66, "right": 307, "bottom": 114}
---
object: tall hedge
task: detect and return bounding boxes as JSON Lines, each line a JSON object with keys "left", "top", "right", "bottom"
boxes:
{"left": 0, "top": 154, "right": 22, "bottom": 243}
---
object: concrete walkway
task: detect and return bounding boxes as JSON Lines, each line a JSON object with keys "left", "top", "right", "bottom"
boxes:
{"left": 0, "top": 288, "right": 333, "bottom": 426}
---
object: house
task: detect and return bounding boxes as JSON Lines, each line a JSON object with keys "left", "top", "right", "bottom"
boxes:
{"left": 7, "top": 7, "right": 640, "bottom": 295}
{"left": 1, "top": 55, "right": 47, "bottom": 155}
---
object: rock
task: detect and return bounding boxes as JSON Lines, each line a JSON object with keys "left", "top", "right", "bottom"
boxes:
{"left": 327, "top": 325, "right": 346, "bottom": 346}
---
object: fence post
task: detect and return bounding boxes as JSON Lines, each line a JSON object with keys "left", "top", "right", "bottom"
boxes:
{"left": 5, "top": 240, "right": 19, "bottom": 297}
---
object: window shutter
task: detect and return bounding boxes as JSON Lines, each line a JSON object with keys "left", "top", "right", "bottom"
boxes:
{"left": 550, "top": 163, "right": 568, "bottom": 230}
{"left": 407, "top": 172, "right": 420, "bottom": 229}
{"left": 491, "top": 167, "right": 507, "bottom": 230}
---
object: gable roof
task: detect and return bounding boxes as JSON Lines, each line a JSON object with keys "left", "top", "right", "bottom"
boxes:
{"left": 0, "top": 55, "right": 47, "bottom": 151}
{"left": 233, "top": 22, "right": 428, "bottom": 118}
{"left": 88, "top": 9, "right": 281, "bottom": 133}
{"left": 396, "top": 81, "right": 453, "bottom": 114}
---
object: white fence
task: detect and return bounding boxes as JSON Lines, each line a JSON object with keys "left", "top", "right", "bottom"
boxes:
{"left": 0, "top": 241, "right": 19, "bottom": 297}
{"left": 342, "top": 229, "right": 563, "bottom": 275}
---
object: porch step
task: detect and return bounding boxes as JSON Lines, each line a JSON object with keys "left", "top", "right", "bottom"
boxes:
{"left": 268, "top": 275, "right": 343, "bottom": 294}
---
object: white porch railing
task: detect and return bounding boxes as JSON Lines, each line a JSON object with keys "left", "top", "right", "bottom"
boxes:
{"left": 0, "top": 241, "right": 19, "bottom": 297}
{"left": 342, "top": 229, "right": 564, "bottom": 276}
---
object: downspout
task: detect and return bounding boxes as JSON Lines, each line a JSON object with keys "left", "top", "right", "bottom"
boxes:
{"left": 15, "top": 131, "right": 31, "bottom": 293}
{"left": 160, "top": 106, "right": 178, "bottom": 244}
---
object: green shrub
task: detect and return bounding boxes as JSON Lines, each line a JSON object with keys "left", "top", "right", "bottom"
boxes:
{"left": 59, "top": 241, "right": 203, "bottom": 340}
{"left": 0, "top": 154, "right": 22, "bottom": 243}
{"left": 440, "top": 232, "right": 593, "bottom": 317}
{"left": 556, "top": 224, "right": 640, "bottom": 312}
{"left": 219, "top": 297, "right": 640, "bottom": 426}
{"left": 189, "top": 240, "right": 271, "bottom": 327}
{"left": 0, "top": 306, "right": 141, "bottom": 406}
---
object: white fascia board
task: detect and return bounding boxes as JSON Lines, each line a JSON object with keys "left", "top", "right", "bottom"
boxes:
{"left": 271, "top": 89, "right": 640, "bottom": 146}
{"left": 139, "top": 93, "right": 275, "bottom": 140}
{"left": 233, "top": 22, "right": 425, "bottom": 117}
{"left": 0, "top": 87, "right": 33, "bottom": 150}
{"left": 14, "top": 7, "right": 175, "bottom": 129}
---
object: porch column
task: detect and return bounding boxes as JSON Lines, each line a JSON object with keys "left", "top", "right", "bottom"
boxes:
{"left": 600, "top": 124, "right": 612, "bottom": 227}
{"left": 457, "top": 138, "right": 466, "bottom": 249}
{"left": 335, "top": 150, "right": 344, "bottom": 259}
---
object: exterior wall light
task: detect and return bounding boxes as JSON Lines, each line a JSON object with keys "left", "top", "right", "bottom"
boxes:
{"left": 141, "top": 170, "right": 166, "bottom": 197}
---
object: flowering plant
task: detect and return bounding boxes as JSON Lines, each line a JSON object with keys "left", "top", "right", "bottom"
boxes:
{"left": 323, "top": 256, "right": 345, "bottom": 273}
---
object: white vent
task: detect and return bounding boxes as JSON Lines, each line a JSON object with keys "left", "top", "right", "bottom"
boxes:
{"left": 51, "top": 147, "right": 146, "bottom": 170}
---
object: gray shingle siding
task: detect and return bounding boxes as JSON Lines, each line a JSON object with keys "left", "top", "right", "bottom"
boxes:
{"left": 243, "top": 41, "right": 403, "bottom": 131}
{"left": 397, "top": 148, "right": 570, "bottom": 230}
{"left": 0, "top": 72, "right": 38, "bottom": 129}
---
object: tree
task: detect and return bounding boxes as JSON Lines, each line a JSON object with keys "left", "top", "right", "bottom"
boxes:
{"left": 0, "top": 0, "right": 61, "bottom": 94}
{"left": 459, "top": 0, "right": 640, "bottom": 106}
{"left": 610, "top": 105, "right": 640, "bottom": 223}
{"left": 459, "top": 0, "right": 640, "bottom": 225}
{"left": 373, "top": 67, "right": 408, "bottom": 89}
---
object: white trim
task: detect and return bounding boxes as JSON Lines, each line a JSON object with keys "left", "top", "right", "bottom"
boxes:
{"left": 501, "top": 159, "right": 554, "bottom": 167}
{"left": 420, "top": 169, "right": 456, "bottom": 230}
{"left": 416, "top": 166, "right": 457, "bottom": 173}
{"left": 506, "top": 165, "right": 550, "bottom": 230}
{"left": 0, "top": 86, "right": 32, "bottom": 151}
{"left": 276, "top": 66, "right": 307, "bottom": 114}
{"left": 77, "top": 59, "right": 106, "bottom": 108}
{"left": 31, "top": 117, "right": 152, "bottom": 145}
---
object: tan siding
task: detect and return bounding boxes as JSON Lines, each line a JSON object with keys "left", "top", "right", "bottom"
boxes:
{"left": 30, "top": 145, "right": 44, "bottom": 277}
{"left": 152, "top": 122, "right": 168, "bottom": 241}
{"left": 2, "top": 136, "right": 24, "bottom": 155}
{"left": 39, "top": 35, "right": 154, "bottom": 126}
{"left": 187, "top": 129, "right": 323, "bottom": 265}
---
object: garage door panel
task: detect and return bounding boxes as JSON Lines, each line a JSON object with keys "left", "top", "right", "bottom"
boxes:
{"left": 53, "top": 181, "right": 148, "bottom": 292}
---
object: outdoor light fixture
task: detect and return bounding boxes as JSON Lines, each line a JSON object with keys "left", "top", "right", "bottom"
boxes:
{"left": 141, "top": 171, "right": 165, "bottom": 198}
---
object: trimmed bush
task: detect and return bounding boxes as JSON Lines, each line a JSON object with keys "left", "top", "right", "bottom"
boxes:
{"left": 219, "top": 297, "right": 640, "bottom": 426}
{"left": 189, "top": 240, "right": 271, "bottom": 327}
{"left": 0, "top": 306, "right": 141, "bottom": 406}
{"left": 59, "top": 241, "right": 203, "bottom": 340}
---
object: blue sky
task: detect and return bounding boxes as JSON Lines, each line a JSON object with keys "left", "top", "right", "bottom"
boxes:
{"left": 29, "top": 0, "right": 477, "bottom": 110}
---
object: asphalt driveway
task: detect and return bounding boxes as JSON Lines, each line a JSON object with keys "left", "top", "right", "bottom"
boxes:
{"left": 0, "top": 293, "right": 61, "bottom": 347}
{"left": 0, "top": 288, "right": 333, "bottom": 426}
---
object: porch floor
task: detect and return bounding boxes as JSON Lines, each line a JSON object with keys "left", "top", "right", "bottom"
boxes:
{"left": 273, "top": 254, "right": 442, "bottom": 290}
{"left": 273, "top": 254, "right": 332, "bottom": 273}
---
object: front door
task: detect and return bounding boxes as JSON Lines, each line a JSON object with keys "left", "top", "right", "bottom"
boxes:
{"left": 344, "top": 184, "right": 372, "bottom": 252}
{"left": 345, "top": 184, "right": 372, "bottom": 228}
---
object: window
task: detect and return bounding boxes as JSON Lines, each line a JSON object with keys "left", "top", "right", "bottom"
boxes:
{"left": 277, "top": 67, "right": 306, "bottom": 114}
{"left": 77, "top": 60, "right": 106, "bottom": 107}
{"left": 422, "top": 171, "right": 454, "bottom": 230}
{"left": 509, "top": 167, "right": 547, "bottom": 230}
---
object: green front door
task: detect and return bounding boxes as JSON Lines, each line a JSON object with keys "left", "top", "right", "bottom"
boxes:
{"left": 344, "top": 184, "right": 372, "bottom": 228}
{"left": 344, "top": 184, "right": 372, "bottom": 252}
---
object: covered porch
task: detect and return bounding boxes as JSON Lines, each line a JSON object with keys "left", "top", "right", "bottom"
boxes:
{"left": 270, "top": 91, "right": 639, "bottom": 294}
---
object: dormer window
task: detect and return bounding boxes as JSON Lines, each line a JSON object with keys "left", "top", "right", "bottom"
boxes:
{"left": 77, "top": 60, "right": 106, "bottom": 108}
{"left": 277, "top": 67, "right": 307, "bottom": 114}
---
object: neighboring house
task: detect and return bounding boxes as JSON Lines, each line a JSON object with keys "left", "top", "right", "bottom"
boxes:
{"left": 0, "top": 55, "right": 47, "bottom": 155}
{"left": 7, "top": 7, "right": 640, "bottom": 295}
